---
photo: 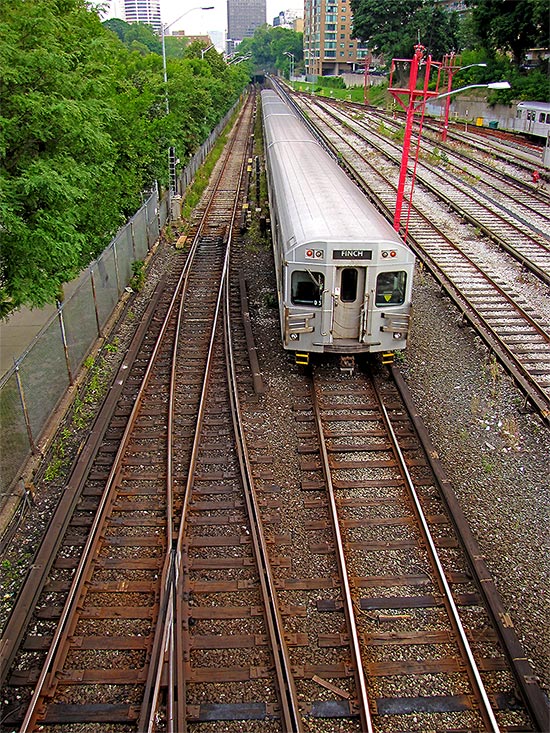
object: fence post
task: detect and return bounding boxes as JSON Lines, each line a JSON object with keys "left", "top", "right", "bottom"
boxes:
{"left": 155, "top": 185, "right": 162, "bottom": 243}
{"left": 57, "top": 302, "right": 74, "bottom": 385}
{"left": 130, "top": 220, "right": 137, "bottom": 260}
{"left": 90, "top": 268, "right": 103, "bottom": 338}
{"left": 14, "top": 362, "right": 37, "bottom": 455}
{"left": 113, "top": 241, "right": 122, "bottom": 295}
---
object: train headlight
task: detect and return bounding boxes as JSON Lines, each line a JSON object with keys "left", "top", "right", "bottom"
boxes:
{"left": 382, "top": 251, "right": 388, "bottom": 258}
{"left": 393, "top": 332, "right": 403, "bottom": 340}
{"left": 290, "top": 333, "right": 299, "bottom": 341}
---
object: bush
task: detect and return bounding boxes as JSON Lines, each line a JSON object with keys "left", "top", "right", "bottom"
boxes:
{"left": 315, "top": 76, "right": 346, "bottom": 90}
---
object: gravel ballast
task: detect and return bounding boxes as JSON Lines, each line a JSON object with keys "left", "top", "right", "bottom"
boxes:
{"left": 1, "top": 120, "right": 548, "bottom": 727}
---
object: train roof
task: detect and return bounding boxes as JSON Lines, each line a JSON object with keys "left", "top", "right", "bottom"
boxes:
{"left": 517, "top": 101, "right": 550, "bottom": 111}
{"left": 261, "top": 91, "right": 403, "bottom": 249}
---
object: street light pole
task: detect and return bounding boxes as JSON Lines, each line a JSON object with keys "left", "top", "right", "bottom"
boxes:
{"left": 441, "top": 55, "right": 487, "bottom": 141}
{"left": 227, "top": 53, "right": 251, "bottom": 65}
{"left": 161, "top": 6, "right": 214, "bottom": 197}
{"left": 285, "top": 51, "right": 295, "bottom": 82}
{"left": 391, "top": 44, "right": 435, "bottom": 233}
{"left": 389, "top": 45, "right": 509, "bottom": 237}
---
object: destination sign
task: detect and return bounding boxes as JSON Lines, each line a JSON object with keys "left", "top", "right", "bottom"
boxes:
{"left": 333, "top": 249, "right": 373, "bottom": 260}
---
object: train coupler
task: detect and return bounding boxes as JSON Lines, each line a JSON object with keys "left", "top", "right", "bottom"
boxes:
{"left": 295, "top": 352, "right": 310, "bottom": 366}
{"left": 382, "top": 351, "right": 395, "bottom": 365}
{"left": 339, "top": 355, "right": 355, "bottom": 375}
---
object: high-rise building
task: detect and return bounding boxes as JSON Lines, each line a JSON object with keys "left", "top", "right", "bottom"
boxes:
{"left": 123, "top": 0, "right": 161, "bottom": 34}
{"left": 304, "top": 0, "right": 368, "bottom": 77}
{"left": 227, "top": 0, "right": 266, "bottom": 54}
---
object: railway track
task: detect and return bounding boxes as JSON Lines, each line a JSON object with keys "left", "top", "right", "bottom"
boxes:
{"left": 236, "top": 351, "right": 548, "bottom": 731}
{"left": 290, "top": 93, "right": 550, "bottom": 422}
{"left": 357, "top": 100, "right": 546, "bottom": 171}
{"left": 314, "top": 98, "right": 550, "bottom": 283}
{"left": 304, "top": 362, "right": 547, "bottom": 731}
{"left": 1, "top": 92, "right": 304, "bottom": 732}
{"left": 439, "top": 124, "right": 546, "bottom": 171}
{"left": 1, "top": 89, "right": 549, "bottom": 733}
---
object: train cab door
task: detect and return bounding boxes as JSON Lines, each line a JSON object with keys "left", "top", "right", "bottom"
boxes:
{"left": 332, "top": 267, "right": 366, "bottom": 340}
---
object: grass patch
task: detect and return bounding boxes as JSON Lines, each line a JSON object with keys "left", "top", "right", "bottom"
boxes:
{"left": 293, "top": 80, "right": 390, "bottom": 108}
{"left": 180, "top": 110, "right": 240, "bottom": 225}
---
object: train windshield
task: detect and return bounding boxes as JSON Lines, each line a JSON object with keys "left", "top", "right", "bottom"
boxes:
{"left": 291, "top": 271, "right": 324, "bottom": 307}
{"left": 375, "top": 271, "right": 407, "bottom": 306}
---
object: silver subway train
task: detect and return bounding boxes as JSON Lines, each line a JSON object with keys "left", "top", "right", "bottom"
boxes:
{"left": 513, "top": 101, "right": 550, "bottom": 139}
{"left": 261, "top": 89, "right": 415, "bottom": 367}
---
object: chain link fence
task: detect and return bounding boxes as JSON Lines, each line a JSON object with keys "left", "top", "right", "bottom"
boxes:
{"left": 0, "top": 189, "right": 163, "bottom": 499}
{"left": 0, "top": 99, "right": 239, "bottom": 502}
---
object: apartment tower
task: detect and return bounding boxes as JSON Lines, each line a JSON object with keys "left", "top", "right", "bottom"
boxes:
{"left": 304, "top": 0, "right": 368, "bottom": 76}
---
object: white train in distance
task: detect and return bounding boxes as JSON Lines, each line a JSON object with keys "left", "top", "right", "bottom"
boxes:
{"left": 511, "top": 101, "right": 550, "bottom": 140}
{"left": 261, "top": 89, "right": 415, "bottom": 368}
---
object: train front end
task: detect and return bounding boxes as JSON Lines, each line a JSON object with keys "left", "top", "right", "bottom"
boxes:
{"left": 282, "top": 237, "right": 414, "bottom": 362}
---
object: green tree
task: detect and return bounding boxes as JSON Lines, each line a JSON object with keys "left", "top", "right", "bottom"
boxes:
{"left": 0, "top": 0, "right": 248, "bottom": 317}
{"left": 237, "top": 26, "right": 303, "bottom": 75}
{"left": 350, "top": 0, "right": 461, "bottom": 61}
{"left": 468, "top": 0, "right": 549, "bottom": 65}
{"left": 0, "top": 0, "right": 127, "bottom": 314}
{"left": 103, "top": 17, "right": 130, "bottom": 42}
{"left": 104, "top": 18, "right": 162, "bottom": 55}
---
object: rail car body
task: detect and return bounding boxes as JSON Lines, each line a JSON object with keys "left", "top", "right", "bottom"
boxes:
{"left": 261, "top": 89, "right": 415, "bottom": 362}
{"left": 513, "top": 101, "right": 550, "bottom": 139}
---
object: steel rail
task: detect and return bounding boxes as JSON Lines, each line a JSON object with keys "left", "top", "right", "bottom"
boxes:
{"left": 138, "top": 96, "right": 253, "bottom": 733}
{"left": 310, "top": 374, "right": 374, "bottom": 733}
{"left": 169, "top": 97, "right": 261, "bottom": 733}
{"left": 374, "top": 389, "right": 501, "bottom": 732}
{"left": 172, "top": 233, "right": 229, "bottom": 733}
{"left": 310, "top": 97, "right": 550, "bottom": 284}
{"left": 225, "top": 278, "right": 303, "bottom": 732}
{"left": 357, "top": 100, "right": 545, "bottom": 171}
{"left": 18, "top": 250, "right": 194, "bottom": 731}
{"left": 0, "top": 278, "right": 169, "bottom": 690}
{"left": 222, "top": 94, "right": 302, "bottom": 731}
{"left": 20, "top": 160, "right": 212, "bottom": 733}
{"left": 319, "top": 105, "right": 550, "bottom": 336}
{"left": 339, "top": 101, "right": 550, "bottom": 220}
{"left": 390, "top": 365, "right": 550, "bottom": 732}
{"left": 138, "top": 269, "right": 189, "bottom": 732}
{"left": 295, "top": 96, "right": 550, "bottom": 422}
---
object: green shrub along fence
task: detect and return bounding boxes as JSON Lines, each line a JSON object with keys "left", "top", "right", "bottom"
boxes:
{"left": 0, "top": 97, "right": 240, "bottom": 502}
{"left": 0, "top": 189, "right": 163, "bottom": 500}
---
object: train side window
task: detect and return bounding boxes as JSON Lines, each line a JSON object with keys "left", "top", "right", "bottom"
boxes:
{"left": 375, "top": 271, "right": 407, "bottom": 306}
{"left": 340, "top": 268, "right": 358, "bottom": 302}
{"left": 291, "top": 271, "right": 324, "bottom": 306}
{"left": 539, "top": 112, "right": 546, "bottom": 123}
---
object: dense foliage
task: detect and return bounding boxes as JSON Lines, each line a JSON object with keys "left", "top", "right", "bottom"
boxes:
{"left": 350, "top": 0, "right": 461, "bottom": 61}
{"left": 0, "top": 1, "right": 248, "bottom": 317}
{"left": 467, "top": 0, "right": 548, "bottom": 66}
{"left": 350, "top": 0, "right": 549, "bottom": 74}
{"left": 236, "top": 26, "right": 304, "bottom": 77}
